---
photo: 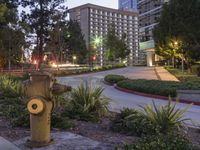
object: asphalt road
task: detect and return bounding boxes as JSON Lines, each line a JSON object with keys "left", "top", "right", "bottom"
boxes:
{"left": 57, "top": 67, "right": 200, "bottom": 127}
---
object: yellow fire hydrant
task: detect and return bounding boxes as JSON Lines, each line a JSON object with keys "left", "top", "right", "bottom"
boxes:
{"left": 23, "top": 71, "right": 71, "bottom": 147}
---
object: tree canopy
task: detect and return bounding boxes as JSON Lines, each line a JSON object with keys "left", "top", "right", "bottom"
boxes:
{"left": 21, "top": 0, "right": 67, "bottom": 66}
{"left": 153, "top": 0, "right": 200, "bottom": 66}
{"left": 63, "top": 20, "right": 87, "bottom": 64}
{"left": 0, "top": 0, "right": 25, "bottom": 68}
{"left": 104, "top": 26, "right": 129, "bottom": 61}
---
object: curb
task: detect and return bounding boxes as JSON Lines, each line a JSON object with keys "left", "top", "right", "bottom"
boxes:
{"left": 114, "top": 85, "right": 200, "bottom": 106}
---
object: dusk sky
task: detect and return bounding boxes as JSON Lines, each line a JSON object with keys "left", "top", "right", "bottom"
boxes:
{"left": 66, "top": 0, "right": 118, "bottom": 9}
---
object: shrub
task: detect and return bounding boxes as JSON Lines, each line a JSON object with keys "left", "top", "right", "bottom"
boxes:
{"left": 124, "top": 132, "right": 199, "bottom": 150}
{"left": 190, "top": 65, "right": 200, "bottom": 75}
{"left": 0, "top": 75, "right": 22, "bottom": 98}
{"left": 117, "top": 79, "right": 179, "bottom": 97}
{"left": 0, "top": 75, "right": 73, "bottom": 129}
{"left": 111, "top": 108, "right": 155, "bottom": 136}
{"left": 65, "top": 82, "right": 109, "bottom": 122}
{"left": 104, "top": 74, "right": 126, "bottom": 84}
{"left": 51, "top": 112, "right": 74, "bottom": 130}
{"left": 138, "top": 100, "right": 190, "bottom": 134}
{"left": 112, "top": 100, "right": 189, "bottom": 136}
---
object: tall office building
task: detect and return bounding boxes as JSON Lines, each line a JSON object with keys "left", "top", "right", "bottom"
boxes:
{"left": 119, "top": 0, "right": 137, "bottom": 12}
{"left": 137, "top": 0, "right": 169, "bottom": 66}
{"left": 69, "top": 4, "right": 139, "bottom": 66}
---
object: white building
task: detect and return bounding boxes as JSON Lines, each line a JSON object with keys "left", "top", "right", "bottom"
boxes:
{"left": 69, "top": 3, "right": 139, "bottom": 66}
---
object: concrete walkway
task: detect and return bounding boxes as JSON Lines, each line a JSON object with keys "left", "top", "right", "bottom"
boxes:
{"left": 0, "top": 136, "right": 20, "bottom": 150}
{"left": 155, "top": 67, "right": 179, "bottom": 81}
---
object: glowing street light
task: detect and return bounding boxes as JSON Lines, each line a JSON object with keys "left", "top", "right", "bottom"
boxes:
{"left": 174, "top": 41, "right": 178, "bottom": 46}
{"left": 174, "top": 41, "right": 184, "bottom": 73}
{"left": 73, "top": 55, "right": 76, "bottom": 64}
{"left": 94, "top": 38, "right": 101, "bottom": 45}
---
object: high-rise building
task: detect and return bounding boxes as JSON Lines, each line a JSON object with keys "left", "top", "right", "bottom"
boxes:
{"left": 137, "top": 0, "right": 169, "bottom": 66}
{"left": 69, "top": 4, "right": 139, "bottom": 66}
{"left": 119, "top": 0, "right": 137, "bottom": 12}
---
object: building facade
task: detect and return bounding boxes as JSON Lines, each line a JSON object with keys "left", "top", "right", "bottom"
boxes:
{"left": 119, "top": 0, "right": 137, "bottom": 12}
{"left": 137, "top": 0, "right": 169, "bottom": 66}
{"left": 69, "top": 4, "right": 139, "bottom": 66}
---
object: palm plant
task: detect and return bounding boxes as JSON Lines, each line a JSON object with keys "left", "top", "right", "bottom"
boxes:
{"left": 66, "top": 81, "right": 109, "bottom": 122}
{"left": 137, "top": 99, "right": 191, "bottom": 133}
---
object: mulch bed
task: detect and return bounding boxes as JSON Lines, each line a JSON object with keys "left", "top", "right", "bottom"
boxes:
{"left": 0, "top": 116, "right": 200, "bottom": 148}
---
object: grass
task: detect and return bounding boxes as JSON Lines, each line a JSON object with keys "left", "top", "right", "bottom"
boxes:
{"left": 165, "top": 66, "right": 200, "bottom": 82}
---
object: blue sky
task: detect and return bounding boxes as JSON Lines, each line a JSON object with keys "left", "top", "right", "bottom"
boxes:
{"left": 66, "top": 0, "right": 118, "bottom": 9}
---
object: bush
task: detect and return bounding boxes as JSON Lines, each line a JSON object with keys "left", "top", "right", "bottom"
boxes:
{"left": 0, "top": 75, "right": 73, "bottom": 129}
{"left": 51, "top": 112, "right": 74, "bottom": 130}
{"left": 138, "top": 100, "right": 190, "bottom": 134}
{"left": 124, "top": 132, "right": 199, "bottom": 150}
{"left": 190, "top": 65, "right": 200, "bottom": 75}
{"left": 104, "top": 74, "right": 126, "bottom": 84}
{"left": 112, "top": 100, "right": 189, "bottom": 136}
{"left": 111, "top": 108, "right": 155, "bottom": 136}
{"left": 64, "top": 82, "right": 109, "bottom": 122}
{"left": 0, "top": 75, "right": 22, "bottom": 98}
{"left": 117, "top": 79, "right": 200, "bottom": 97}
{"left": 117, "top": 79, "right": 179, "bottom": 97}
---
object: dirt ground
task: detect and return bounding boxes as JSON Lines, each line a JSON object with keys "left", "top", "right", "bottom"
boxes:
{"left": 0, "top": 116, "right": 200, "bottom": 148}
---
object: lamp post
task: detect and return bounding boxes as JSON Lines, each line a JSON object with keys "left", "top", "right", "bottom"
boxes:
{"left": 174, "top": 41, "right": 184, "bottom": 73}
{"left": 93, "top": 37, "right": 101, "bottom": 66}
{"left": 73, "top": 55, "right": 76, "bottom": 64}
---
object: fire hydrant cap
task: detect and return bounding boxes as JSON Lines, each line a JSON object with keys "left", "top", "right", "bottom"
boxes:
{"left": 27, "top": 98, "right": 45, "bottom": 115}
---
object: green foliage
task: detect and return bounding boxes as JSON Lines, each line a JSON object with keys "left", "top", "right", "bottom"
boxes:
{"left": 117, "top": 79, "right": 179, "bottom": 97}
{"left": 138, "top": 100, "right": 190, "bottom": 134}
{"left": 104, "top": 74, "right": 126, "bottom": 84}
{"left": 117, "top": 78, "right": 200, "bottom": 97}
{"left": 51, "top": 112, "right": 74, "bottom": 130}
{"left": 63, "top": 20, "right": 88, "bottom": 64}
{"left": 190, "top": 65, "right": 200, "bottom": 75}
{"left": 0, "top": 75, "right": 73, "bottom": 129}
{"left": 104, "top": 26, "right": 129, "bottom": 61}
{"left": 111, "top": 108, "right": 155, "bottom": 136}
{"left": 0, "top": 75, "right": 22, "bottom": 98}
{"left": 154, "top": 0, "right": 200, "bottom": 65}
{"left": 165, "top": 66, "right": 200, "bottom": 82}
{"left": 0, "top": 1, "right": 25, "bottom": 67}
{"left": 112, "top": 100, "right": 189, "bottom": 137}
{"left": 21, "top": 0, "right": 67, "bottom": 65}
{"left": 0, "top": 75, "right": 29, "bottom": 127}
{"left": 65, "top": 82, "right": 109, "bottom": 122}
{"left": 124, "top": 132, "right": 199, "bottom": 150}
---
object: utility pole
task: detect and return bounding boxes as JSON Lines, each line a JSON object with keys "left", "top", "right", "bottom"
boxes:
{"left": 181, "top": 49, "right": 184, "bottom": 73}
{"left": 8, "top": 31, "right": 11, "bottom": 71}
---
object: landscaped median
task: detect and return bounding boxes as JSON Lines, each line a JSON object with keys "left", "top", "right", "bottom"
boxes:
{"left": 104, "top": 74, "right": 200, "bottom": 105}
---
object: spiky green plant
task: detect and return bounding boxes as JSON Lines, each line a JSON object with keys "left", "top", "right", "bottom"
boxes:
{"left": 0, "top": 75, "right": 22, "bottom": 98}
{"left": 66, "top": 81, "right": 109, "bottom": 122}
{"left": 136, "top": 100, "right": 191, "bottom": 133}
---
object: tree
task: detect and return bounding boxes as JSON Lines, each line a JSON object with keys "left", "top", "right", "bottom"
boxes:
{"left": 45, "top": 7, "right": 68, "bottom": 64}
{"left": 104, "top": 26, "right": 129, "bottom": 61}
{"left": 153, "top": 0, "right": 200, "bottom": 68}
{"left": 0, "top": 0, "right": 25, "bottom": 68}
{"left": 21, "top": 0, "right": 67, "bottom": 67}
{"left": 63, "top": 20, "right": 87, "bottom": 64}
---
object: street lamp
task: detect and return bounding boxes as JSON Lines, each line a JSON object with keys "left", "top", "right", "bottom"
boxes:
{"left": 174, "top": 41, "right": 184, "bottom": 73}
{"left": 73, "top": 55, "right": 76, "bottom": 64}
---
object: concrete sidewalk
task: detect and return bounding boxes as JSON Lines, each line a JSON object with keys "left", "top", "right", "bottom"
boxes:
{"left": 0, "top": 136, "right": 20, "bottom": 150}
{"left": 155, "top": 67, "right": 179, "bottom": 81}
